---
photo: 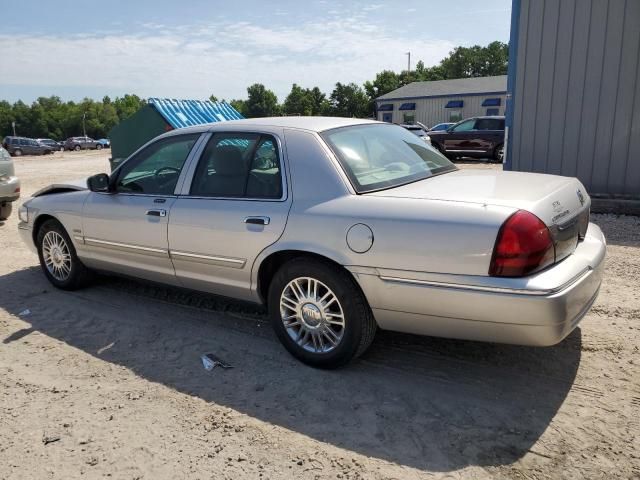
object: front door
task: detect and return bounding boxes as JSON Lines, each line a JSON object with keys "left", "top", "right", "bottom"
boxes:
{"left": 442, "top": 118, "right": 482, "bottom": 155}
{"left": 168, "top": 131, "right": 291, "bottom": 302}
{"left": 79, "top": 133, "right": 201, "bottom": 284}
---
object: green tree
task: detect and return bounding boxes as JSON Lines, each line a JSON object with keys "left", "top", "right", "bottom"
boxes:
{"left": 208, "top": 94, "right": 219, "bottom": 103}
{"left": 329, "top": 82, "right": 370, "bottom": 118}
{"left": 229, "top": 99, "right": 247, "bottom": 116}
{"left": 283, "top": 84, "right": 313, "bottom": 116}
{"left": 113, "top": 94, "right": 145, "bottom": 121}
{"left": 244, "top": 84, "right": 279, "bottom": 118}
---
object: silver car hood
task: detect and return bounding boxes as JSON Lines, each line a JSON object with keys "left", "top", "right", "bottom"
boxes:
{"left": 368, "top": 169, "right": 589, "bottom": 227}
{"left": 33, "top": 178, "right": 88, "bottom": 197}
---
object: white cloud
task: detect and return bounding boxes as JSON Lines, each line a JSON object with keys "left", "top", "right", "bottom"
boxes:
{"left": 0, "top": 19, "right": 454, "bottom": 101}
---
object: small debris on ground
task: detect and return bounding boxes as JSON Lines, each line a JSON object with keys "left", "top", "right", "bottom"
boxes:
{"left": 201, "top": 353, "right": 233, "bottom": 371}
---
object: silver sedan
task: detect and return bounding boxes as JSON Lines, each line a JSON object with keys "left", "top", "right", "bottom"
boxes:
{"left": 18, "top": 117, "right": 606, "bottom": 368}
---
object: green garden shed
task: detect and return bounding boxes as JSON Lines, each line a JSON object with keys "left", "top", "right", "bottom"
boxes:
{"left": 108, "top": 98, "right": 244, "bottom": 169}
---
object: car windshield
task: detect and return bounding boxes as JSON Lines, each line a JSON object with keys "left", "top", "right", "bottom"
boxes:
{"left": 322, "top": 124, "right": 456, "bottom": 193}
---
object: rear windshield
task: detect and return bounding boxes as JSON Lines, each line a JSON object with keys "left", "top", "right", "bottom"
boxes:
{"left": 321, "top": 124, "right": 456, "bottom": 193}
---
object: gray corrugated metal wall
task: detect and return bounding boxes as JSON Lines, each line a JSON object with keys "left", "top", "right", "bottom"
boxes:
{"left": 508, "top": 0, "right": 640, "bottom": 198}
{"left": 377, "top": 94, "right": 507, "bottom": 127}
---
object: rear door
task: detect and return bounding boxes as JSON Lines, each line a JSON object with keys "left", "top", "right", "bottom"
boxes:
{"left": 168, "top": 130, "right": 291, "bottom": 301}
{"left": 473, "top": 117, "right": 505, "bottom": 152}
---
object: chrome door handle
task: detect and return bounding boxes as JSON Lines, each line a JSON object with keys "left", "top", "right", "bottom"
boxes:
{"left": 146, "top": 209, "right": 166, "bottom": 217}
{"left": 244, "top": 216, "right": 270, "bottom": 225}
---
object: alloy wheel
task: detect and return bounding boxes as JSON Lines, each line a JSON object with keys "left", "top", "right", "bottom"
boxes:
{"left": 42, "top": 231, "right": 72, "bottom": 281}
{"left": 279, "top": 277, "right": 346, "bottom": 353}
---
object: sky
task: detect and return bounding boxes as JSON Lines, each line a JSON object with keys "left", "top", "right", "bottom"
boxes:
{"left": 0, "top": 0, "right": 512, "bottom": 103}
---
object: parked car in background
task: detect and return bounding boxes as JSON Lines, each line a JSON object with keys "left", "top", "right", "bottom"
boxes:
{"left": 0, "top": 146, "right": 20, "bottom": 220}
{"left": 64, "top": 137, "right": 102, "bottom": 151}
{"left": 18, "top": 118, "right": 604, "bottom": 368}
{"left": 37, "top": 138, "right": 64, "bottom": 152}
{"left": 401, "top": 124, "right": 431, "bottom": 144}
{"left": 428, "top": 122, "right": 454, "bottom": 132}
{"left": 2, "top": 136, "right": 53, "bottom": 156}
{"left": 97, "top": 138, "right": 111, "bottom": 148}
{"left": 427, "top": 116, "right": 505, "bottom": 162}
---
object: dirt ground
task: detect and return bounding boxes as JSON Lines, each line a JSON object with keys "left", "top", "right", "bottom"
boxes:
{"left": 0, "top": 151, "right": 638, "bottom": 479}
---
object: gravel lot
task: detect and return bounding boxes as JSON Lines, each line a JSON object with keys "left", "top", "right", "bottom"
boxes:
{"left": 0, "top": 151, "right": 638, "bottom": 479}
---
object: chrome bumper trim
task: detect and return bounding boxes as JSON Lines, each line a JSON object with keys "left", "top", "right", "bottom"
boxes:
{"left": 379, "top": 267, "right": 591, "bottom": 296}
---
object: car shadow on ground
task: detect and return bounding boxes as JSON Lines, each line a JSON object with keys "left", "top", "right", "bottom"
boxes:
{"left": 0, "top": 266, "right": 581, "bottom": 473}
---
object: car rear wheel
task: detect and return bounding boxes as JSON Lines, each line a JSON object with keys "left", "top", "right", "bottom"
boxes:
{"left": 493, "top": 144, "right": 504, "bottom": 163}
{"left": 74, "top": 145, "right": 81, "bottom": 151}
{"left": 96, "top": 144, "right": 103, "bottom": 150}
{"left": 268, "top": 258, "right": 377, "bottom": 369}
{"left": 0, "top": 203, "right": 12, "bottom": 221}
{"left": 37, "top": 219, "right": 92, "bottom": 290}
{"left": 13, "top": 149, "right": 22, "bottom": 157}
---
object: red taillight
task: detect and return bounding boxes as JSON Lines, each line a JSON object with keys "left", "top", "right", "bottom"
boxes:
{"left": 489, "top": 210, "right": 555, "bottom": 277}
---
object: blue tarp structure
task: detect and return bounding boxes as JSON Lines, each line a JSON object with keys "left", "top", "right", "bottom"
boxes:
{"left": 148, "top": 98, "right": 244, "bottom": 128}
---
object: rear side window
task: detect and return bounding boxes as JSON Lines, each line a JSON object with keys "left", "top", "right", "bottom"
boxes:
{"left": 190, "top": 133, "right": 282, "bottom": 199}
{"left": 19, "top": 138, "right": 28, "bottom": 146}
{"left": 475, "top": 118, "right": 504, "bottom": 130}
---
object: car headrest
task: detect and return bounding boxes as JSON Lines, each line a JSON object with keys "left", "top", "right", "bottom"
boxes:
{"left": 211, "top": 145, "right": 246, "bottom": 176}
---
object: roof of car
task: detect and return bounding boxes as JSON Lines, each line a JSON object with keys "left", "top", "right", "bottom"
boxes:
{"left": 167, "top": 117, "right": 381, "bottom": 135}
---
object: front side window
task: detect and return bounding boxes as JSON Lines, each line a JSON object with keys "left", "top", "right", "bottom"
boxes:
{"left": 115, "top": 134, "right": 199, "bottom": 195}
{"left": 321, "top": 124, "right": 456, "bottom": 193}
{"left": 451, "top": 119, "right": 476, "bottom": 132}
{"left": 190, "top": 133, "right": 282, "bottom": 199}
{"left": 19, "top": 138, "right": 28, "bottom": 146}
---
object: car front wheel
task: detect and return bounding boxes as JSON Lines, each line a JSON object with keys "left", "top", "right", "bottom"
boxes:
{"left": 0, "top": 203, "right": 12, "bottom": 221}
{"left": 268, "top": 258, "right": 377, "bottom": 369}
{"left": 37, "top": 219, "right": 92, "bottom": 290}
{"left": 74, "top": 145, "right": 81, "bottom": 151}
{"left": 493, "top": 144, "right": 504, "bottom": 163}
{"left": 96, "top": 144, "right": 103, "bottom": 150}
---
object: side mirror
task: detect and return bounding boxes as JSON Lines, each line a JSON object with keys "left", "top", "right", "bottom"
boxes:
{"left": 87, "top": 173, "right": 111, "bottom": 192}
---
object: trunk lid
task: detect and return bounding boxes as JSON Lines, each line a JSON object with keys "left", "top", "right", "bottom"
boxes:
{"left": 369, "top": 169, "right": 590, "bottom": 262}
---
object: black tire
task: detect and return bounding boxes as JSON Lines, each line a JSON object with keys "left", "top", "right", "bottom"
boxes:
{"left": 13, "top": 149, "right": 22, "bottom": 157}
{"left": 268, "top": 257, "right": 377, "bottom": 369}
{"left": 74, "top": 145, "right": 81, "bottom": 151}
{"left": 36, "top": 219, "right": 92, "bottom": 290}
{"left": 493, "top": 143, "right": 504, "bottom": 163}
{"left": 96, "top": 144, "right": 103, "bottom": 150}
{"left": 0, "top": 203, "right": 12, "bottom": 221}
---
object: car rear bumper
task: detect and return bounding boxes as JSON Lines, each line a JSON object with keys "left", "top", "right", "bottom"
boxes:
{"left": 350, "top": 222, "right": 606, "bottom": 346}
{"left": 0, "top": 176, "right": 20, "bottom": 203}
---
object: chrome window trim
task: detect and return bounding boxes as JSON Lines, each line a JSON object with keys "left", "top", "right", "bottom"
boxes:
{"left": 379, "top": 267, "right": 592, "bottom": 296}
{"left": 178, "top": 130, "right": 289, "bottom": 202}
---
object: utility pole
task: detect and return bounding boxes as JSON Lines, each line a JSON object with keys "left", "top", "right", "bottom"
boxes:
{"left": 405, "top": 51, "right": 411, "bottom": 74}
{"left": 82, "top": 112, "right": 86, "bottom": 137}
{"left": 11, "top": 121, "right": 16, "bottom": 136}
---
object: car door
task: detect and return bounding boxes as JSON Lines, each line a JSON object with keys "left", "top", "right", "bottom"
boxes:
{"left": 168, "top": 130, "right": 291, "bottom": 302}
{"left": 474, "top": 117, "right": 505, "bottom": 152}
{"left": 79, "top": 132, "right": 203, "bottom": 285}
{"left": 441, "top": 118, "right": 479, "bottom": 154}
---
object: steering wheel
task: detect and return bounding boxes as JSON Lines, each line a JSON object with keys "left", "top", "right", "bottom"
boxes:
{"left": 154, "top": 166, "right": 181, "bottom": 187}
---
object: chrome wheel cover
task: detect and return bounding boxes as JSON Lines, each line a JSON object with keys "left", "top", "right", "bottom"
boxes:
{"left": 280, "top": 277, "right": 346, "bottom": 353}
{"left": 42, "top": 231, "right": 72, "bottom": 281}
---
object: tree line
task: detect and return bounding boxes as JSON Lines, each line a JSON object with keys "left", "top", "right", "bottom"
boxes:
{"left": 0, "top": 42, "right": 507, "bottom": 140}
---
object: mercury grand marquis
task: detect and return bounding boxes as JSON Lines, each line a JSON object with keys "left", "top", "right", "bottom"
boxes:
{"left": 18, "top": 117, "right": 606, "bottom": 368}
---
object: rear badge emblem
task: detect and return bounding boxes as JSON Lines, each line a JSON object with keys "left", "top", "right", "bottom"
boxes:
{"left": 577, "top": 189, "right": 585, "bottom": 206}
{"left": 552, "top": 201, "right": 562, "bottom": 213}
